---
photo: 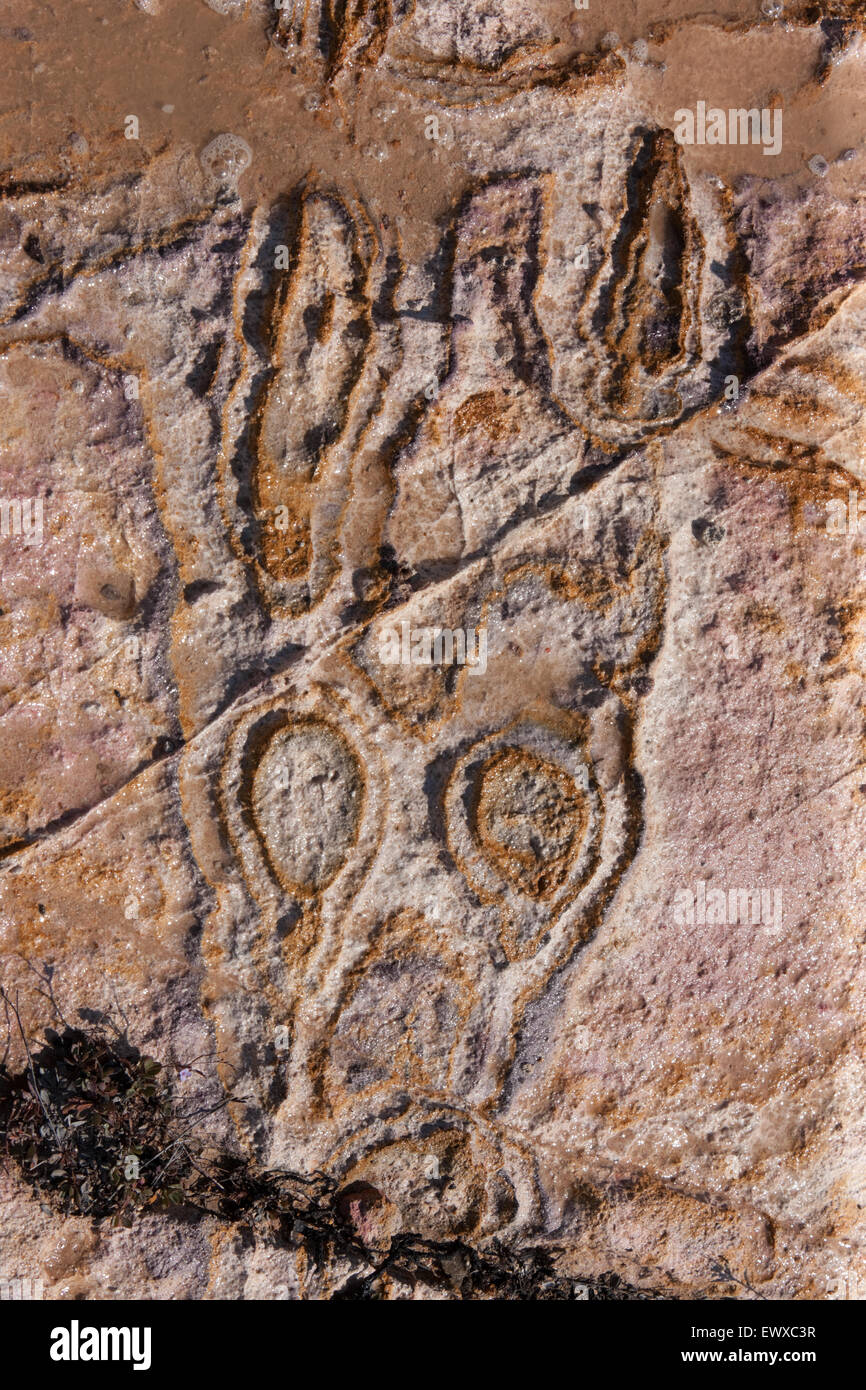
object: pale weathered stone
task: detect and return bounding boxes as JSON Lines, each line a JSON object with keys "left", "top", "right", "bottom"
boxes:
{"left": 1, "top": 0, "right": 865, "bottom": 1301}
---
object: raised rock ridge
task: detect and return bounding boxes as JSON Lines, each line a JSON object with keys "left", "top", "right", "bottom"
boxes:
{"left": 0, "top": 0, "right": 865, "bottom": 1300}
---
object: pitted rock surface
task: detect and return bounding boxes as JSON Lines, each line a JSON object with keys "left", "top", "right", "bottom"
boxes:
{"left": 1, "top": 0, "right": 865, "bottom": 1300}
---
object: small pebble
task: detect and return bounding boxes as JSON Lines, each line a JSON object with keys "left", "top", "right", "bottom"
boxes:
{"left": 808, "top": 154, "right": 829, "bottom": 177}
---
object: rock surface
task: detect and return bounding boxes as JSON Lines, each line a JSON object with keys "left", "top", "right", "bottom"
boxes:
{"left": 1, "top": 0, "right": 865, "bottom": 1299}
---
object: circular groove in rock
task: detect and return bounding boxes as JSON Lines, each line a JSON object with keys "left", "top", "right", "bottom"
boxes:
{"left": 250, "top": 719, "right": 364, "bottom": 896}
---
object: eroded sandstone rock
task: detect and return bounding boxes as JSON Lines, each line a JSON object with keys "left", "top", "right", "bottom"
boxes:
{"left": 1, "top": 0, "right": 865, "bottom": 1301}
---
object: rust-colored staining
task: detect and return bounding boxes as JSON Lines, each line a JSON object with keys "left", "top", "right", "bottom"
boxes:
{"left": 708, "top": 425, "right": 856, "bottom": 539}
{"left": 250, "top": 190, "right": 371, "bottom": 591}
{"left": 275, "top": 0, "right": 390, "bottom": 84}
{"left": 586, "top": 129, "right": 700, "bottom": 423}
{"left": 445, "top": 719, "right": 604, "bottom": 963}
{"left": 326, "top": 909, "right": 473, "bottom": 1098}
{"left": 744, "top": 600, "right": 786, "bottom": 636}
{"left": 472, "top": 747, "right": 588, "bottom": 900}
{"left": 453, "top": 389, "right": 515, "bottom": 442}
{"left": 346, "top": 563, "right": 486, "bottom": 739}
{"left": 378, "top": 172, "right": 575, "bottom": 592}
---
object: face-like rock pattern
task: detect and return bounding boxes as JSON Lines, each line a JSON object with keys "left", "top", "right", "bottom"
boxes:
{"left": 175, "top": 162, "right": 669, "bottom": 1219}
{"left": 2, "top": 0, "right": 864, "bottom": 1299}
{"left": 0, "top": 131, "right": 761, "bottom": 1241}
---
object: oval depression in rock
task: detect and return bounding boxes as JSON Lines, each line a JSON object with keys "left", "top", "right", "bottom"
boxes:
{"left": 473, "top": 747, "right": 587, "bottom": 899}
{"left": 251, "top": 721, "right": 363, "bottom": 895}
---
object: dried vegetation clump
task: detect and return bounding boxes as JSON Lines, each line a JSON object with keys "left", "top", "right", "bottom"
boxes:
{"left": 0, "top": 1017, "right": 667, "bottom": 1299}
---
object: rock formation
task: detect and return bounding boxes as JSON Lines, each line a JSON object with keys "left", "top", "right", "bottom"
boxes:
{"left": 1, "top": 0, "right": 865, "bottom": 1300}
